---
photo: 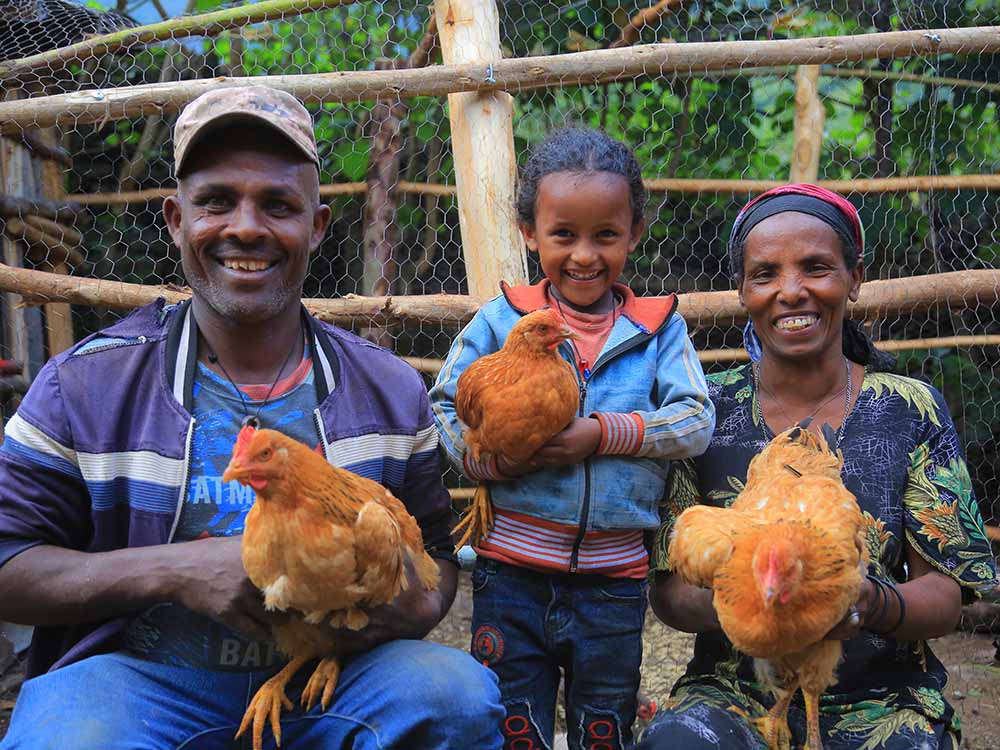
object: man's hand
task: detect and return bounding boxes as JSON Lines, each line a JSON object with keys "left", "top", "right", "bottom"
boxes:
{"left": 328, "top": 558, "right": 455, "bottom": 657}
{"left": 497, "top": 417, "right": 601, "bottom": 476}
{"left": 171, "top": 536, "right": 284, "bottom": 641}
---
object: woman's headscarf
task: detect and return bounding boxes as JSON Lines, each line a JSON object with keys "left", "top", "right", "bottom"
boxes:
{"left": 727, "top": 183, "right": 895, "bottom": 372}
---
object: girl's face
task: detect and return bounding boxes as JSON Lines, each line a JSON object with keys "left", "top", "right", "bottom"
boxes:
{"left": 520, "top": 171, "right": 644, "bottom": 310}
{"left": 739, "top": 211, "right": 862, "bottom": 364}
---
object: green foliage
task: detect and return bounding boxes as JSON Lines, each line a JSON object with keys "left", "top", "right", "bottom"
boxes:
{"left": 68, "top": 0, "right": 999, "bottom": 512}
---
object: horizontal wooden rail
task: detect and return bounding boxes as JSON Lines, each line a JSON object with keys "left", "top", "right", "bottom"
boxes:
{"left": 2, "top": 27, "right": 998, "bottom": 133}
{"left": 62, "top": 174, "right": 1000, "bottom": 206}
{"left": 65, "top": 181, "right": 459, "bottom": 205}
{"left": 405, "top": 335, "right": 1000, "bottom": 373}
{"left": 0, "top": 264, "right": 996, "bottom": 329}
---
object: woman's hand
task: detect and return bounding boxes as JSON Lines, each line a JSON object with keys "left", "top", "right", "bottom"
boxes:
{"left": 649, "top": 571, "right": 721, "bottom": 633}
{"left": 825, "top": 576, "right": 877, "bottom": 641}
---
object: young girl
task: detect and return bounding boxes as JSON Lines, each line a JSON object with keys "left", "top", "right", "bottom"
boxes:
{"left": 430, "top": 128, "right": 715, "bottom": 749}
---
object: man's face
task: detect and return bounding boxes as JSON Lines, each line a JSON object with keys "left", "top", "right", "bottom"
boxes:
{"left": 164, "top": 135, "right": 331, "bottom": 326}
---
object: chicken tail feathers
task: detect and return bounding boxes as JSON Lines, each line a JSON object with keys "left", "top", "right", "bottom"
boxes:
{"left": 453, "top": 482, "right": 494, "bottom": 551}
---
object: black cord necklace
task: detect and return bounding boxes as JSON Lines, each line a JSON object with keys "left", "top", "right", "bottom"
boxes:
{"left": 204, "top": 331, "right": 300, "bottom": 430}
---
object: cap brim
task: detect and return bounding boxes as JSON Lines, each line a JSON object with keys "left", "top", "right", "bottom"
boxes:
{"left": 175, "top": 112, "right": 318, "bottom": 178}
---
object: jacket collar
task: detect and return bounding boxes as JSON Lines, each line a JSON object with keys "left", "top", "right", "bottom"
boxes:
{"left": 163, "top": 299, "right": 338, "bottom": 412}
{"left": 500, "top": 279, "right": 677, "bottom": 335}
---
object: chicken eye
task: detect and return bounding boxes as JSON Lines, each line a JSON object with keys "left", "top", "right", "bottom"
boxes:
{"left": 258, "top": 448, "right": 273, "bottom": 460}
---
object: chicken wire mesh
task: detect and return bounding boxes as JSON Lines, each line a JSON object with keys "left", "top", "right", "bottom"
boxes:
{"left": 1, "top": 0, "right": 999, "bottom": 736}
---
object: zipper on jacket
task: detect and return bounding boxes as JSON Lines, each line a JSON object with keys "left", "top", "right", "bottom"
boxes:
{"left": 565, "top": 324, "right": 654, "bottom": 573}
{"left": 71, "top": 336, "right": 150, "bottom": 357}
{"left": 313, "top": 409, "right": 331, "bottom": 462}
{"left": 168, "top": 419, "right": 196, "bottom": 542}
{"left": 568, "top": 365, "right": 590, "bottom": 573}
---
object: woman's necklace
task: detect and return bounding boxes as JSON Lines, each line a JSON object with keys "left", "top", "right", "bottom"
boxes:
{"left": 752, "top": 357, "right": 853, "bottom": 446}
{"left": 204, "top": 331, "right": 300, "bottom": 430}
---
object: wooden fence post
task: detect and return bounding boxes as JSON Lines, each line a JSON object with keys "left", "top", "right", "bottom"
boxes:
{"left": 0, "top": 91, "right": 46, "bottom": 380}
{"left": 433, "top": 0, "right": 527, "bottom": 297}
{"left": 790, "top": 65, "right": 824, "bottom": 182}
{"left": 39, "top": 128, "right": 76, "bottom": 357}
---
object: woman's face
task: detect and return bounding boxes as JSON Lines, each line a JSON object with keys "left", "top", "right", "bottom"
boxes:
{"left": 739, "top": 211, "right": 862, "bottom": 364}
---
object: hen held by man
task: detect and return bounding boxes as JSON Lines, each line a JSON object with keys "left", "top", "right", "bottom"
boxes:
{"left": 222, "top": 426, "right": 440, "bottom": 750}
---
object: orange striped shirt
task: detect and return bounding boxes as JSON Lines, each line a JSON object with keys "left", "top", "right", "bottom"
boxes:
{"left": 476, "top": 508, "right": 649, "bottom": 578}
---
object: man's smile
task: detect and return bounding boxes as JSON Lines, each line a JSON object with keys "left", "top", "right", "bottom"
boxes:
{"left": 219, "top": 258, "right": 277, "bottom": 272}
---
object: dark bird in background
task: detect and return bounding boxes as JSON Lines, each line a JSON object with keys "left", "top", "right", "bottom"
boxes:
{"left": 1, "top": 0, "right": 136, "bottom": 62}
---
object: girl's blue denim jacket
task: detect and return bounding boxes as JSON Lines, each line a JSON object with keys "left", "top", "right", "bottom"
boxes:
{"left": 430, "top": 281, "right": 715, "bottom": 536}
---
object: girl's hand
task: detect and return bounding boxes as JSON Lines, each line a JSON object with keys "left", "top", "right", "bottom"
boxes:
{"left": 496, "top": 418, "right": 601, "bottom": 476}
{"left": 532, "top": 417, "right": 602, "bottom": 467}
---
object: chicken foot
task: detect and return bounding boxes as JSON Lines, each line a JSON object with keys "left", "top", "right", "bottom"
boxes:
{"left": 453, "top": 483, "right": 494, "bottom": 549}
{"left": 751, "top": 681, "right": 796, "bottom": 750}
{"left": 302, "top": 656, "right": 343, "bottom": 712}
{"left": 236, "top": 654, "right": 311, "bottom": 750}
{"left": 803, "top": 689, "right": 824, "bottom": 750}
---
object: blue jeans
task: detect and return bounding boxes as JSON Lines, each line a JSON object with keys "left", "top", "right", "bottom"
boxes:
{"left": 470, "top": 558, "right": 646, "bottom": 750}
{"left": 0, "top": 640, "right": 503, "bottom": 749}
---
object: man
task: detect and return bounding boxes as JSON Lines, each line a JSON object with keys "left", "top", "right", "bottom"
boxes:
{"left": 0, "top": 86, "right": 502, "bottom": 749}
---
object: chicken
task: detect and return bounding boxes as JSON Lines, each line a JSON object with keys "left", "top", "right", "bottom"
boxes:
{"left": 668, "top": 423, "right": 868, "bottom": 750}
{"left": 221, "top": 425, "right": 440, "bottom": 750}
{"left": 453, "top": 308, "right": 580, "bottom": 548}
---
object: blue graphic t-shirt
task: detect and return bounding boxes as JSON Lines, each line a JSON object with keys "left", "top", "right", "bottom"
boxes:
{"left": 125, "top": 351, "right": 320, "bottom": 671}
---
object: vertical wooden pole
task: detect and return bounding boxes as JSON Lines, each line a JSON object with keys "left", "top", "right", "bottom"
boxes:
{"left": 2, "top": 89, "right": 49, "bottom": 379}
{"left": 40, "top": 129, "right": 76, "bottom": 356}
{"left": 1, "top": 95, "right": 32, "bottom": 374}
{"left": 790, "top": 65, "right": 825, "bottom": 183}
{"left": 433, "top": 0, "right": 527, "bottom": 298}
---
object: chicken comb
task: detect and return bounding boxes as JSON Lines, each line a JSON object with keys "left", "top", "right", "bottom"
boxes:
{"left": 235, "top": 423, "right": 257, "bottom": 457}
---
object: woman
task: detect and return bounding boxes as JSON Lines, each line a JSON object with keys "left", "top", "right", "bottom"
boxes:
{"left": 638, "top": 184, "right": 997, "bottom": 750}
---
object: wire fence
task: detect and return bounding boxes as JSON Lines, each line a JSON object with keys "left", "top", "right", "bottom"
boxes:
{"left": 1, "top": 0, "right": 998, "bottom": 735}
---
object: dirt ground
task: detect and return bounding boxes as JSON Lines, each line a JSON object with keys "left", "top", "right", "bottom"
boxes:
{"left": 2, "top": 572, "right": 998, "bottom": 747}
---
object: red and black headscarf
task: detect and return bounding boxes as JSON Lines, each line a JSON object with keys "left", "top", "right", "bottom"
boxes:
{"left": 728, "top": 183, "right": 894, "bottom": 372}
{"left": 728, "top": 183, "right": 865, "bottom": 279}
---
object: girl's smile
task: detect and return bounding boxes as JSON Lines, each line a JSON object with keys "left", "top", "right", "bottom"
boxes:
{"left": 519, "top": 171, "right": 644, "bottom": 311}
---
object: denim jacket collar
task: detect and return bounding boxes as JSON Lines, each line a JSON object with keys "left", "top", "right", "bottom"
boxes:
{"left": 499, "top": 279, "right": 677, "bottom": 336}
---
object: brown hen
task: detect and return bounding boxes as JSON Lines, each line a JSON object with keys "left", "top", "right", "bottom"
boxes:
{"left": 453, "top": 308, "right": 580, "bottom": 548}
{"left": 668, "top": 424, "right": 868, "bottom": 750}
{"left": 221, "top": 426, "right": 440, "bottom": 750}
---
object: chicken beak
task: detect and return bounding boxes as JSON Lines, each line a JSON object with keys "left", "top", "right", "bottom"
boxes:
{"left": 222, "top": 459, "right": 244, "bottom": 485}
{"left": 560, "top": 325, "right": 580, "bottom": 341}
{"left": 763, "top": 586, "right": 778, "bottom": 609}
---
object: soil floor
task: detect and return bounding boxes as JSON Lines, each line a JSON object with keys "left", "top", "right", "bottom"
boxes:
{"left": 2, "top": 572, "right": 998, "bottom": 747}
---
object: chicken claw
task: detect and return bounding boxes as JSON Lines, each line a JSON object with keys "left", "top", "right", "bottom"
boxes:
{"left": 453, "top": 483, "right": 494, "bottom": 550}
{"left": 750, "top": 683, "right": 795, "bottom": 750}
{"left": 236, "top": 656, "right": 307, "bottom": 750}
{"left": 302, "top": 656, "right": 342, "bottom": 712}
